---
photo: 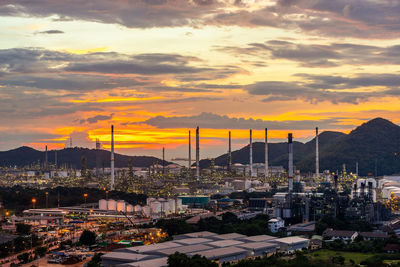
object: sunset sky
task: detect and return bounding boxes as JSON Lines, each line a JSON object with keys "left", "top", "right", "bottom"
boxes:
{"left": 1, "top": 0, "right": 400, "bottom": 160}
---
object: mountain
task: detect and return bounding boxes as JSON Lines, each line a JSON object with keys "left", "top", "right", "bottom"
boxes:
{"left": 200, "top": 118, "right": 400, "bottom": 176}
{"left": 0, "top": 147, "right": 170, "bottom": 169}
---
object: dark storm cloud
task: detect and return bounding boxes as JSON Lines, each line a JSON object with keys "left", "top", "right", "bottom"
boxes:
{"left": 217, "top": 41, "right": 400, "bottom": 68}
{"left": 2, "top": 1, "right": 400, "bottom": 38}
{"left": 84, "top": 114, "right": 113, "bottom": 124}
{"left": 143, "top": 112, "right": 348, "bottom": 130}
{"left": 0, "top": 0, "right": 222, "bottom": 28}
{"left": 244, "top": 73, "right": 400, "bottom": 104}
{"left": 0, "top": 48, "right": 239, "bottom": 93}
{"left": 36, "top": 30, "right": 64, "bottom": 34}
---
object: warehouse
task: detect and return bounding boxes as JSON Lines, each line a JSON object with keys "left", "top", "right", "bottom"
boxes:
{"left": 102, "top": 232, "right": 309, "bottom": 266}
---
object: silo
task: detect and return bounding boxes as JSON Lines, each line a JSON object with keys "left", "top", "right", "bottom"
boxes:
{"left": 168, "top": 198, "right": 175, "bottom": 214}
{"left": 176, "top": 198, "right": 182, "bottom": 212}
{"left": 126, "top": 204, "right": 134, "bottom": 213}
{"left": 150, "top": 201, "right": 161, "bottom": 214}
{"left": 117, "top": 200, "right": 126, "bottom": 212}
{"left": 99, "top": 199, "right": 107, "bottom": 210}
{"left": 161, "top": 201, "right": 169, "bottom": 215}
{"left": 134, "top": 205, "right": 142, "bottom": 213}
{"left": 142, "top": 205, "right": 151, "bottom": 216}
{"left": 107, "top": 199, "right": 117, "bottom": 211}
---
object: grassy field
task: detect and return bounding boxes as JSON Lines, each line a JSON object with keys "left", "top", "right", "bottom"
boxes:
{"left": 308, "top": 249, "right": 382, "bottom": 265}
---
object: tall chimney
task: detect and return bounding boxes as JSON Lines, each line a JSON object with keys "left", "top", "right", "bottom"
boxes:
{"left": 45, "top": 145, "right": 48, "bottom": 170}
{"left": 111, "top": 125, "right": 115, "bottom": 190}
{"left": 188, "top": 130, "right": 191, "bottom": 171}
{"left": 228, "top": 131, "right": 232, "bottom": 172}
{"left": 162, "top": 147, "right": 165, "bottom": 174}
{"left": 356, "top": 161, "right": 359, "bottom": 177}
{"left": 249, "top": 129, "right": 253, "bottom": 177}
{"left": 265, "top": 128, "right": 268, "bottom": 180}
{"left": 196, "top": 126, "right": 200, "bottom": 180}
{"left": 315, "top": 127, "right": 319, "bottom": 178}
{"left": 55, "top": 150, "right": 57, "bottom": 171}
{"left": 288, "top": 133, "right": 293, "bottom": 192}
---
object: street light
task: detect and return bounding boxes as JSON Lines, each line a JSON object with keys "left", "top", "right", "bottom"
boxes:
{"left": 83, "top": 193, "right": 88, "bottom": 204}
{"left": 32, "top": 198, "right": 37, "bottom": 209}
{"left": 106, "top": 190, "right": 109, "bottom": 200}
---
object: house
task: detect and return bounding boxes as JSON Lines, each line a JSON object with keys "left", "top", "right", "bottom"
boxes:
{"left": 268, "top": 217, "right": 284, "bottom": 233}
{"left": 359, "top": 232, "right": 389, "bottom": 241}
{"left": 385, "top": 244, "right": 400, "bottom": 253}
{"left": 323, "top": 229, "right": 358, "bottom": 243}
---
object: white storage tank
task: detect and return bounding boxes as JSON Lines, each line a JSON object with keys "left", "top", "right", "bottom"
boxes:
{"left": 150, "top": 201, "right": 161, "bottom": 214}
{"left": 99, "top": 199, "right": 107, "bottom": 210}
{"left": 146, "top": 198, "right": 156, "bottom": 205}
{"left": 107, "top": 199, "right": 117, "bottom": 211}
{"left": 142, "top": 205, "right": 151, "bottom": 216}
{"left": 117, "top": 200, "right": 126, "bottom": 212}
{"left": 134, "top": 205, "right": 142, "bottom": 213}
{"left": 161, "top": 201, "right": 169, "bottom": 215}
{"left": 126, "top": 204, "right": 134, "bottom": 213}
{"left": 168, "top": 198, "right": 175, "bottom": 214}
{"left": 176, "top": 198, "right": 182, "bottom": 212}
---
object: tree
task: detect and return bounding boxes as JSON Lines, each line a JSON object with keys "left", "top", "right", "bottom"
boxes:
{"left": 16, "top": 223, "right": 31, "bottom": 235}
{"left": 79, "top": 230, "right": 96, "bottom": 246}
{"left": 168, "top": 252, "right": 217, "bottom": 267}
{"left": 34, "top": 246, "right": 47, "bottom": 257}
{"left": 17, "top": 252, "right": 31, "bottom": 264}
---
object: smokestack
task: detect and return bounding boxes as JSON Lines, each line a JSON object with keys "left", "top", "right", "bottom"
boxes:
{"left": 45, "top": 145, "right": 48, "bottom": 170}
{"left": 162, "top": 147, "right": 165, "bottom": 174}
{"left": 249, "top": 129, "right": 253, "bottom": 177}
{"left": 228, "top": 131, "right": 232, "bottom": 172}
{"left": 265, "top": 128, "right": 268, "bottom": 179}
{"left": 196, "top": 126, "right": 200, "bottom": 180}
{"left": 111, "top": 125, "right": 115, "bottom": 190}
{"left": 55, "top": 150, "right": 57, "bottom": 171}
{"left": 188, "top": 130, "right": 191, "bottom": 171}
{"left": 315, "top": 127, "right": 319, "bottom": 178}
{"left": 356, "top": 161, "right": 359, "bottom": 177}
{"left": 288, "top": 133, "right": 293, "bottom": 192}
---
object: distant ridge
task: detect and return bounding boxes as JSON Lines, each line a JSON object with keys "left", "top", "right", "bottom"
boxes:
{"left": 199, "top": 117, "right": 400, "bottom": 176}
{"left": 0, "top": 147, "right": 170, "bottom": 169}
{"left": 2, "top": 118, "right": 400, "bottom": 175}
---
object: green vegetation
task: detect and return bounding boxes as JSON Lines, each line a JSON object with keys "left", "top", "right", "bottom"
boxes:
{"left": 87, "top": 253, "right": 104, "bottom": 267}
{"left": 156, "top": 213, "right": 272, "bottom": 237}
{"left": 308, "top": 250, "right": 380, "bottom": 265}
{"left": 315, "top": 216, "right": 373, "bottom": 235}
{"left": 79, "top": 230, "right": 97, "bottom": 246}
{"left": 168, "top": 252, "right": 218, "bottom": 267}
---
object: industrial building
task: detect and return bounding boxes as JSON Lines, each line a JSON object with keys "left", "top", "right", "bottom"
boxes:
{"left": 101, "top": 232, "right": 309, "bottom": 266}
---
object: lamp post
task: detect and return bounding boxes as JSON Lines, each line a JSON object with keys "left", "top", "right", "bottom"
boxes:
{"left": 83, "top": 193, "right": 88, "bottom": 205}
{"left": 32, "top": 198, "right": 37, "bottom": 209}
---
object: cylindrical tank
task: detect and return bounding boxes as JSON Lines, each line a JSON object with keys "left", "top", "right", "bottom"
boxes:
{"left": 168, "top": 199, "right": 175, "bottom": 214}
{"left": 142, "top": 205, "right": 151, "bottom": 216}
{"left": 176, "top": 198, "right": 182, "bottom": 212}
{"left": 107, "top": 199, "right": 117, "bottom": 211}
{"left": 161, "top": 201, "right": 169, "bottom": 215}
{"left": 99, "top": 199, "right": 107, "bottom": 210}
{"left": 134, "top": 205, "right": 142, "bottom": 213}
{"left": 126, "top": 204, "right": 134, "bottom": 213}
{"left": 146, "top": 198, "right": 156, "bottom": 205}
{"left": 150, "top": 201, "right": 161, "bottom": 214}
{"left": 117, "top": 200, "right": 126, "bottom": 212}
{"left": 158, "top": 198, "right": 165, "bottom": 202}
